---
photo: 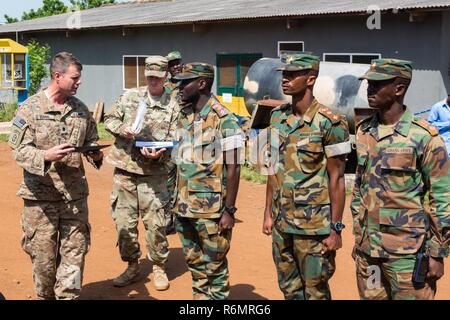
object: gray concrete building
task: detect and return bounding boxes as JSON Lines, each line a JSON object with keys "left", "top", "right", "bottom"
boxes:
{"left": 0, "top": 0, "right": 449, "bottom": 113}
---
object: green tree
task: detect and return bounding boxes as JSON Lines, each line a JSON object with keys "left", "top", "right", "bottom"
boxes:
{"left": 70, "top": 0, "right": 115, "bottom": 10}
{"left": 27, "top": 39, "right": 51, "bottom": 96}
{"left": 4, "top": 0, "right": 115, "bottom": 24}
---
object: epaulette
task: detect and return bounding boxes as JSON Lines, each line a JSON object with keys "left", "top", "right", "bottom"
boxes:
{"left": 318, "top": 106, "right": 342, "bottom": 124}
{"left": 270, "top": 103, "right": 290, "bottom": 115}
{"left": 211, "top": 102, "right": 230, "bottom": 118}
{"left": 413, "top": 117, "right": 439, "bottom": 136}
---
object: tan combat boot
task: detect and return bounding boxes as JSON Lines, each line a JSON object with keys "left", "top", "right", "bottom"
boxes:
{"left": 113, "top": 260, "right": 140, "bottom": 287}
{"left": 152, "top": 264, "right": 170, "bottom": 291}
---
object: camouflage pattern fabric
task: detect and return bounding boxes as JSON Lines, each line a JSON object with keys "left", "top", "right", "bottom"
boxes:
{"left": 110, "top": 169, "right": 170, "bottom": 264}
{"left": 173, "top": 95, "right": 242, "bottom": 300}
{"left": 268, "top": 100, "right": 351, "bottom": 235}
{"left": 359, "top": 58, "right": 413, "bottom": 81}
{"left": 175, "top": 216, "right": 232, "bottom": 300}
{"left": 351, "top": 109, "right": 450, "bottom": 259}
{"left": 173, "top": 63, "right": 215, "bottom": 81}
{"left": 9, "top": 91, "right": 100, "bottom": 201}
{"left": 277, "top": 53, "right": 320, "bottom": 72}
{"left": 354, "top": 250, "right": 436, "bottom": 300}
{"left": 173, "top": 95, "right": 243, "bottom": 219}
{"left": 21, "top": 198, "right": 90, "bottom": 300}
{"left": 9, "top": 90, "right": 99, "bottom": 300}
{"left": 104, "top": 88, "right": 180, "bottom": 176}
{"left": 272, "top": 226, "right": 335, "bottom": 300}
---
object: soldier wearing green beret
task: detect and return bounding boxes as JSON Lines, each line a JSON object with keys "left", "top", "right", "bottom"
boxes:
{"left": 172, "top": 63, "right": 243, "bottom": 300}
{"left": 261, "top": 54, "right": 351, "bottom": 299}
{"left": 351, "top": 59, "right": 450, "bottom": 299}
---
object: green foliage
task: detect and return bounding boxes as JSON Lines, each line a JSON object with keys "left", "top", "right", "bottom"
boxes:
{"left": 0, "top": 102, "right": 18, "bottom": 122}
{"left": 241, "top": 165, "right": 267, "bottom": 184}
{"left": 70, "top": 0, "right": 115, "bottom": 10}
{"left": 0, "top": 134, "right": 8, "bottom": 142}
{"left": 27, "top": 39, "right": 51, "bottom": 96}
{"left": 4, "top": 0, "right": 115, "bottom": 23}
{"left": 97, "top": 122, "right": 114, "bottom": 141}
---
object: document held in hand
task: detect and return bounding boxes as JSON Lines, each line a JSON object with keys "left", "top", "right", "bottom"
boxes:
{"left": 135, "top": 141, "right": 179, "bottom": 149}
{"left": 131, "top": 99, "right": 147, "bottom": 134}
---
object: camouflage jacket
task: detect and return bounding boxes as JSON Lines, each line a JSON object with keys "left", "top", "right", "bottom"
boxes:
{"left": 268, "top": 99, "right": 350, "bottom": 235}
{"left": 104, "top": 88, "right": 180, "bottom": 176}
{"left": 173, "top": 95, "right": 243, "bottom": 219}
{"left": 350, "top": 108, "right": 450, "bottom": 258}
{"left": 164, "top": 80, "right": 180, "bottom": 103}
{"left": 9, "top": 91, "right": 100, "bottom": 201}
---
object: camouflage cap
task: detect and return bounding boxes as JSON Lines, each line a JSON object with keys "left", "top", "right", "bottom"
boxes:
{"left": 277, "top": 53, "right": 320, "bottom": 72}
{"left": 359, "top": 58, "right": 413, "bottom": 81}
{"left": 144, "top": 55, "right": 168, "bottom": 77}
{"left": 172, "top": 62, "right": 215, "bottom": 81}
{"left": 167, "top": 51, "right": 182, "bottom": 62}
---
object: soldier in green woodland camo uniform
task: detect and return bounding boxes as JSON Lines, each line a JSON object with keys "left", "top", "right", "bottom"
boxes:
{"left": 261, "top": 54, "right": 351, "bottom": 300}
{"left": 351, "top": 59, "right": 450, "bottom": 300}
{"left": 172, "top": 63, "right": 243, "bottom": 300}
{"left": 164, "top": 51, "right": 184, "bottom": 235}
{"left": 104, "top": 56, "right": 180, "bottom": 291}
{"left": 9, "top": 52, "right": 103, "bottom": 300}
{"left": 165, "top": 51, "right": 183, "bottom": 101}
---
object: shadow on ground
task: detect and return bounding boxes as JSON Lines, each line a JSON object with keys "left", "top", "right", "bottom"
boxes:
{"left": 81, "top": 247, "right": 188, "bottom": 300}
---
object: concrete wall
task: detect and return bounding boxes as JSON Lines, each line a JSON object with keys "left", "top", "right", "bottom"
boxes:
{"left": 9, "top": 11, "right": 447, "bottom": 110}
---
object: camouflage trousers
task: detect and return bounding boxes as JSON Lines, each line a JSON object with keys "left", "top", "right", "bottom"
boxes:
{"left": 176, "top": 216, "right": 232, "bottom": 300}
{"left": 272, "top": 226, "right": 336, "bottom": 300}
{"left": 354, "top": 249, "right": 436, "bottom": 300}
{"left": 110, "top": 169, "right": 170, "bottom": 265}
{"left": 21, "top": 198, "right": 91, "bottom": 300}
{"left": 165, "top": 165, "right": 177, "bottom": 228}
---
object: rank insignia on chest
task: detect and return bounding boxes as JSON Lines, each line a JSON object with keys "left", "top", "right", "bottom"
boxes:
{"left": 60, "top": 124, "right": 69, "bottom": 135}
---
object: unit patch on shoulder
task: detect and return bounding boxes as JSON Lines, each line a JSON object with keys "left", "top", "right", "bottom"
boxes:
{"left": 8, "top": 116, "right": 29, "bottom": 149}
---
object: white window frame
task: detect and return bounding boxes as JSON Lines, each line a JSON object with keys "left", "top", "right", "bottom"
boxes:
{"left": 122, "top": 55, "right": 148, "bottom": 90}
{"left": 277, "top": 41, "right": 305, "bottom": 57}
{"left": 322, "top": 53, "right": 382, "bottom": 64}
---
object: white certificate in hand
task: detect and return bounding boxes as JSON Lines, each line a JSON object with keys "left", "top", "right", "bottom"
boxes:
{"left": 131, "top": 99, "right": 147, "bottom": 134}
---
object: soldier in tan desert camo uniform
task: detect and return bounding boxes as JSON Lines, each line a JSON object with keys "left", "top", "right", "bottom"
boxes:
{"left": 104, "top": 56, "right": 180, "bottom": 291}
{"left": 9, "top": 52, "right": 103, "bottom": 300}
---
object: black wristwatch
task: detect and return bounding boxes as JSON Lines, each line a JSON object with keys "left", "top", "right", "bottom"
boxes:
{"left": 330, "top": 221, "right": 346, "bottom": 234}
{"left": 224, "top": 206, "right": 238, "bottom": 217}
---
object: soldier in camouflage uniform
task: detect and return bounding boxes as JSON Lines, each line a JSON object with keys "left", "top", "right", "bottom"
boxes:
{"left": 104, "top": 56, "right": 180, "bottom": 291}
{"left": 164, "top": 51, "right": 184, "bottom": 235}
{"left": 261, "top": 54, "right": 351, "bottom": 300}
{"left": 172, "top": 63, "right": 243, "bottom": 300}
{"left": 9, "top": 52, "right": 103, "bottom": 300}
{"left": 351, "top": 59, "right": 450, "bottom": 300}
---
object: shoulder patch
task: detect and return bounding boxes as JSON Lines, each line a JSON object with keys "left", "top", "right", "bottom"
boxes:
{"left": 413, "top": 117, "right": 439, "bottom": 136}
{"left": 12, "top": 116, "right": 27, "bottom": 129}
{"left": 211, "top": 102, "right": 230, "bottom": 118}
{"left": 270, "top": 103, "right": 290, "bottom": 115}
{"left": 318, "top": 106, "right": 341, "bottom": 124}
{"left": 8, "top": 116, "right": 29, "bottom": 149}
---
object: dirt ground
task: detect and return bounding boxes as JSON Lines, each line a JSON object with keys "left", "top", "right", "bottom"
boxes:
{"left": 0, "top": 141, "right": 449, "bottom": 300}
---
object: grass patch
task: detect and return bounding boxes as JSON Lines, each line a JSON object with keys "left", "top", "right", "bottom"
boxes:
{"left": 0, "top": 134, "right": 8, "bottom": 142}
{"left": 97, "top": 122, "right": 114, "bottom": 141}
{"left": 0, "top": 102, "right": 17, "bottom": 122}
{"left": 241, "top": 165, "right": 267, "bottom": 184}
